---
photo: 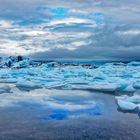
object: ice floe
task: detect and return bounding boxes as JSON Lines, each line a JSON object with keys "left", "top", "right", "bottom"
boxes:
{"left": 117, "top": 99, "right": 137, "bottom": 111}
{"left": 116, "top": 94, "right": 140, "bottom": 113}
{"left": 16, "top": 79, "right": 42, "bottom": 91}
{"left": 0, "top": 59, "right": 140, "bottom": 93}
{"left": 133, "top": 81, "right": 140, "bottom": 89}
{"left": 0, "top": 58, "right": 140, "bottom": 116}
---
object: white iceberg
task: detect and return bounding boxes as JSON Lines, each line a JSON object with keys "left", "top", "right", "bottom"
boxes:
{"left": 117, "top": 99, "right": 137, "bottom": 111}
{"left": 127, "top": 61, "right": 140, "bottom": 66}
{"left": 122, "top": 85, "right": 136, "bottom": 93}
{"left": 133, "top": 81, "right": 140, "bottom": 89}
{"left": 89, "top": 83, "right": 118, "bottom": 93}
{"left": 16, "top": 79, "right": 42, "bottom": 90}
{"left": 93, "top": 71, "right": 107, "bottom": 80}
{"left": 116, "top": 94, "right": 140, "bottom": 113}
{"left": 13, "top": 59, "right": 30, "bottom": 68}
{"left": 0, "top": 85, "right": 11, "bottom": 93}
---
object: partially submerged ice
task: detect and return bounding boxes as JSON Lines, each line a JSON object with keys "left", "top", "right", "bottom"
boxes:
{"left": 117, "top": 99, "right": 137, "bottom": 111}
{"left": 115, "top": 92, "right": 140, "bottom": 114}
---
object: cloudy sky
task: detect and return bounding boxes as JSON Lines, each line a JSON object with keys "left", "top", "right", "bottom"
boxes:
{"left": 0, "top": 0, "right": 140, "bottom": 60}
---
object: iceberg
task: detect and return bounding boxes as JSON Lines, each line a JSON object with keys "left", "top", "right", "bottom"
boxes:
{"left": 89, "top": 83, "right": 118, "bottom": 93}
{"left": 127, "top": 61, "right": 140, "bottom": 66}
{"left": 116, "top": 94, "right": 140, "bottom": 112}
{"left": 0, "top": 56, "right": 33, "bottom": 68}
{"left": 12, "top": 59, "right": 30, "bottom": 68}
{"left": 122, "top": 85, "right": 136, "bottom": 93}
{"left": 0, "top": 85, "right": 11, "bottom": 93}
{"left": 16, "top": 79, "right": 42, "bottom": 91}
{"left": 0, "top": 78, "right": 17, "bottom": 83}
{"left": 117, "top": 99, "right": 137, "bottom": 111}
{"left": 133, "top": 81, "right": 140, "bottom": 89}
{"left": 93, "top": 71, "right": 107, "bottom": 80}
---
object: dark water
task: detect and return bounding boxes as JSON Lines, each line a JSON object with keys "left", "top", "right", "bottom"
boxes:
{"left": 0, "top": 90, "right": 139, "bottom": 140}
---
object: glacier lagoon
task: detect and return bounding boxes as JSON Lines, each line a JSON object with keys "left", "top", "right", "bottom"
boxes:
{"left": 0, "top": 58, "right": 140, "bottom": 139}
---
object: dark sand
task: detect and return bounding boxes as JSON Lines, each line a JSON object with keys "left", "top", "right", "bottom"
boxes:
{"left": 0, "top": 90, "right": 139, "bottom": 140}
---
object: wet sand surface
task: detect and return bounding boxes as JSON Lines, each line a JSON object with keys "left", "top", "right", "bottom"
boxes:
{"left": 0, "top": 90, "right": 140, "bottom": 140}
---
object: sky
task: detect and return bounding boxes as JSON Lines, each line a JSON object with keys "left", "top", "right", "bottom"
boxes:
{"left": 0, "top": 0, "right": 140, "bottom": 60}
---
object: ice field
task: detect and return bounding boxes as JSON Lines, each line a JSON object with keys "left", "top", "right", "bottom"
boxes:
{"left": 0, "top": 57, "right": 140, "bottom": 115}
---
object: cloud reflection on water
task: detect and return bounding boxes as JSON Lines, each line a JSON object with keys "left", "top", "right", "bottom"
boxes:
{"left": 0, "top": 88, "right": 103, "bottom": 120}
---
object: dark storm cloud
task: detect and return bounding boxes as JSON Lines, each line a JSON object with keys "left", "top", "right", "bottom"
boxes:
{"left": 0, "top": 0, "right": 140, "bottom": 60}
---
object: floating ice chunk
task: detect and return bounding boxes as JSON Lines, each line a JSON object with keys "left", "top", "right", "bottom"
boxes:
{"left": 66, "top": 78, "right": 89, "bottom": 85}
{"left": 122, "top": 85, "right": 136, "bottom": 93}
{"left": 117, "top": 99, "right": 137, "bottom": 111}
{"left": 133, "top": 81, "right": 140, "bottom": 89}
{"left": 93, "top": 71, "right": 107, "bottom": 80}
{"left": 116, "top": 94, "right": 140, "bottom": 112}
{"left": 0, "top": 56, "right": 29, "bottom": 68}
{"left": 115, "top": 95, "right": 128, "bottom": 100}
{"left": 127, "top": 61, "right": 140, "bottom": 66}
{"left": 116, "top": 95, "right": 140, "bottom": 104}
{"left": 133, "top": 72, "right": 140, "bottom": 78}
{"left": 91, "top": 83, "right": 118, "bottom": 93}
{"left": 82, "top": 82, "right": 118, "bottom": 93}
{"left": 116, "top": 83, "right": 128, "bottom": 92}
{"left": 126, "top": 96, "right": 140, "bottom": 104}
{"left": 45, "top": 82, "right": 67, "bottom": 89}
{"left": 0, "top": 85, "right": 11, "bottom": 93}
{"left": 0, "top": 78, "right": 17, "bottom": 83}
{"left": 16, "top": 79, "right": 42, "bottom": 90}
{"left": 65, "top": 82, "right": 118, "bottom": 93}
{"left": 10, "top": 87, "right": 23, "bottom": 94}
{"left": 13, "top": 59, "right": 30, "bottom": 68}
{"left": 5, "top": 58, "right": 13, "bottom": 67}
{"left": 41, "top": 62, "right": 59, "bottom": 69}
{"left": 47, "top": 62, "right": 59, "bottom": 67}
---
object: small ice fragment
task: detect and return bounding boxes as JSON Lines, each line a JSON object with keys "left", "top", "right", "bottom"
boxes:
{"left": 93, "top": 71, "right": 107, "bottom": 80}
{"left": 133, "top": 81, "right": 140, "bottom": 89}
{"left": 0, "top": 78, "right": 17, "bottom": 83}
{"left": 117, "top": 99, "right": 137, "bottom": 111}
{"left": 127, "top": 95, "right": 140, "bottom": 104}
{"left": 16, "top": 79, "right": 42, "bottom": 90}
{"left": 0, "top": 85, "right": 11, "bottom": 93}
{"left": 13, "top": 60, "right": 30, "bottom": 68}
{"left": 127, "top": 61, "right": 140, "bottom": 66}
{"left": 123, "top": 85, "right": 136, "bottom": 93}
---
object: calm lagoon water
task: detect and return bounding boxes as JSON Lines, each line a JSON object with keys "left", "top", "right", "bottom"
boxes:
{"left": 0, "top": 89, "right": 139, "bottom": 140}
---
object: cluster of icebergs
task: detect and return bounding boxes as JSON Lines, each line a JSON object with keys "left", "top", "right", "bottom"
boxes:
{"left": 0, "top": 58, "right": 140, "bottom": 115}
{"left": 0, "top": 56, "right": 41, "bottom": 68}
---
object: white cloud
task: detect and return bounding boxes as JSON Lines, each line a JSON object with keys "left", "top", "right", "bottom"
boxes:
{"left": 0, "top": 0, "right": 140, "bottom": 60}
{"left": 48, "top": 18, "right": 96, "bottom": 26}
{"left": 0, "top": 20, "right": 13, "bottom": 28}
{"left": 19, "top": 30, "right": 47, "bottom": 36}
{"left": 0, "top": 19, "right": 93, "bottom": 56}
